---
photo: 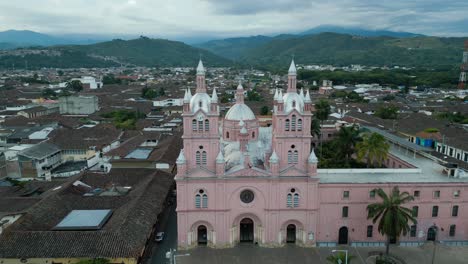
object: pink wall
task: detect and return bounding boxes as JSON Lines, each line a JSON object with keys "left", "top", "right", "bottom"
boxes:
{"left": 177, "top": 180, "right": 468, "bottom": 248}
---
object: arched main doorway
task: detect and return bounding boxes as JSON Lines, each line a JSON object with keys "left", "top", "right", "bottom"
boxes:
{"left": 286, "top": 224, "right": 296, "bottom": 243}
{"left": 240, "top": 218, "right": 254, "bottom": 243}
{"left": 197, "top": 225, "right": 207, "bottom": 245}
{"left": 338, "top": 226, "right": 348, "bottom": 244}
{"left": 427, "top": 227, "right": 436, "bottom": 241}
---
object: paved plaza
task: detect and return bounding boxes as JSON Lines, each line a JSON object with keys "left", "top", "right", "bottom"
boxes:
{"left": 172, "top": 244, "right": 468, "bottom": 264}
{"left": 147, "top": 206, "right": 468, "bottom": 264}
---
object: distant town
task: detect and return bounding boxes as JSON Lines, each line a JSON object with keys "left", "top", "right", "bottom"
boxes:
{"left": 0, "top": 53, "right": 467, "bottom": 263}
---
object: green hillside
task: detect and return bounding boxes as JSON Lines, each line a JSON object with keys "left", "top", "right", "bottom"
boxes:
{"left": 0, "top": 36, "right": 231, "bottom": 69}
{"left": 241, "top": 33, "right": 465, "bottom": 69}
{"left": 195, "top": 35, "right": 273, "bottom": 60}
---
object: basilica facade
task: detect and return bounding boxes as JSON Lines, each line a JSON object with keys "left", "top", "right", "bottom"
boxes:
{"left": 175, "top": 60, "right": 468, "bottom": 249}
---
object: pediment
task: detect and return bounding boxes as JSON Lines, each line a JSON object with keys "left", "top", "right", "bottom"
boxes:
{"left": 188, "top": 166, "right": 215, "bottom": 177}
{"left": 225, "top": 166, "right": 271, "bottom": 177}
{"left": 280, "top": 165, "right": 307, "bottom": 177}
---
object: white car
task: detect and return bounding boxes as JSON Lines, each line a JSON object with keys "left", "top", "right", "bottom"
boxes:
{"left": 155, "top": 232, "right": 165, "bottom": 242}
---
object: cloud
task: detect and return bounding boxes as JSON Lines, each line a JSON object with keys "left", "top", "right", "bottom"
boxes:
{"left": 0, "top": 0, "right": 466, "bottom": 39}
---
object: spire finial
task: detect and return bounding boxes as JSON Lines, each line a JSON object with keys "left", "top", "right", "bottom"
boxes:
{"left": 288, "top": 58, "right": 297, "bottom": 75}
{"left": 196, "top": 59, "right": 205, "bottom": 75}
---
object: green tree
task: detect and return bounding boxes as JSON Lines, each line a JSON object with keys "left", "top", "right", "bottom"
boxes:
{"left": 246, "top": 89, "right": 262, "bottom": 101}
{"left": 66, "top": 80, "right": 83, "bottom": 92}
{"left": 57, "top": 70, "right": 64, "bottom": 76}
{"left": 41, "top": 88, "right": 57, "bottom": 99}
{"left": 220, "top": 92, "right": 233, "bottom": 103}
{"left": 336, "top": 125, "right": 361, "bottom": 164}
{"left": 311, "top": 118, "right": 321, "bottom": 142}
{"left": 326, "top": 251, "right": 355, "bottom": 264}
{"left": 356, "top": 133, "right": 390, "bottom": 168}
{"left": 102, "top": 74, "right": 122, "bottom": 84}
{"left": 260, "top": 105, "right": 270, "bottom": 115}
{"left": 141, "top": 87, "right": 157, "bottom": 99}
{"left": 375, "top": 106, "right": 398, "bottom": 119}
{"left": 367, "top": 187, "right": 416, "bottom": 258}
{"left": 157, "top": 87, "right": 166, "bottom": 96}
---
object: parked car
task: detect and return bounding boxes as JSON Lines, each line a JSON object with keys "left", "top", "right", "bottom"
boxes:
{"left": 155, "top": 232, "right": 165, "bottom": 242}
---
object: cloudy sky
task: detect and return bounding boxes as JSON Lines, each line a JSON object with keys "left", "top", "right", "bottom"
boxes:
{"left": 0, "top": 0, "right": 467, "bottom": 39}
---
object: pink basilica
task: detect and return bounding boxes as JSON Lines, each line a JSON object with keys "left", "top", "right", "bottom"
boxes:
{"left": 175, "top": 60, "right": 468, "bottom": 249}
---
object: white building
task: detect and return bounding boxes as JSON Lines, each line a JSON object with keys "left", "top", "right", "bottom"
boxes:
{"left": 153, "top": 98, "right": 184, "bottom": 107}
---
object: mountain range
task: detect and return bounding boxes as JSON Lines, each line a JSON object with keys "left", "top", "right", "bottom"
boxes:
{"left": 0, "top": 26, "right": 423, "bottom": 50}
{"left": 0, "top": 36, "right": 229, "bottom": 69}
{"left": 0, "top": 27, "right": 465, "bottom": 70}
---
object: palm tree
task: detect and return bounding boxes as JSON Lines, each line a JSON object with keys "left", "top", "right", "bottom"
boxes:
{"left": 326, "top": 251, "right": 355, "bottom": 264}
{"left": 311, "top": 118, "right": 321, "bottom": 141}
{"left": 367, "top": 187, "right": 416, "bottom": 258}
{"left": 356, "top": 132, "right": 390, "bottom": 167}
{"left": 336, "top": 125, "right": 360, "bottom": 164}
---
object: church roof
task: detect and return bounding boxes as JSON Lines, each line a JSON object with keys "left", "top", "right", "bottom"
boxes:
{"left": 190, "top": 93, "right": 211, "bottom": 113}
{"left": 308, "top": 149, "right": 318, "bottom": 163}
{"left": 288, "top": 59, "right": 297, "bottom": 75}
{"left": 225, "top": 104, "right": 256, "bottom": 121}
{"left": 269, "top": 150, "right": 279, "bottom": 163}
{"left": 196, "top": 59, "right": 205, "bottom": 75}
{"left": 283, "top": 92, "right": 305, "bottom": 114}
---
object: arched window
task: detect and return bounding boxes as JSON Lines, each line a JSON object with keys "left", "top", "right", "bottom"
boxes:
{"left": 292, "top": 101, "right": 296, "bottom": 108}
{"left": 195, "top": 190, "right": 207, "bottom": 208}
{"left": 287, "top": 193, "right": 292, "bottom": 207}
{"left": 196, "top": 151, "right": 201, "bottom": 165}
{"left": 192, "top": 119, "right": 197, "bottom": 131}
{"left": 297, "top": 119, "right": 302, "bottom": 131}
{"left": 287, "top": 188, "right": 299, "bottom": 208}
{"left": 252, "top": 131, "right": 255, "bottom": 138}
{"left": 195, "top": 194, "right": 201, "bottom": 208}
{"left": 285, "top": 119, "right": 290, "bottom": 131}
{"left": 226, "top": 132, "right": 230, "bottom": 139}
{"left": 198, "top": 120, "right": 203, "bottom": 131}
{"left": 293, "top": 150, "right": 298, "bottom": 163}
{"left": 288, "top": 150, "right": 293, "bottom": 164}
{"left": 293, "top": 193, "right": 299, "bottom": 207}
{"left": 291, "top": 115, "right": 296, "bottom": 130}
{"left": 204, "top": 119, "right": 210, "bottom": 131}
{"left": 199, "top": 101, "right": 202, "bottom": 108}
{"left": 202, "top": 194, "right": 208, "bottom": 208}
{"left": 201, "top": 151, "right": 207, "bottom": 165}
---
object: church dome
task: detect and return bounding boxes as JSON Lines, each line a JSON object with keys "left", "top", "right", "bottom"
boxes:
{"left": 225, "top": 104, "right": 256, "bottom": 121}
{"left": 283, "top": 92, "right": 304, "bottom": 113}
{"left": 190, "top": 93, "right": 211, "bottom": 113}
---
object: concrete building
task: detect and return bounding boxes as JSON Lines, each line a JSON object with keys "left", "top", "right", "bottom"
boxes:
{"left": 153, "top": 98, "right": 184, "bottom": 107}
{"left": 176, "top": 60, "right": 468, "bottom": 250}
{"left": 78, "top": 76, "right": 103, "bottom": 89}
{"left": 59, "top": 95, "right": 99, "bottom": 115}
{"left": 17, "top": 142, "right": 61, "bottom": 180}
{"left": 17, "top": 106, "right": 59, "bottom": 119}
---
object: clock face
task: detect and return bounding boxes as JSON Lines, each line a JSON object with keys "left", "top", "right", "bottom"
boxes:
{"left": 240, "top": 190, "right": 255, "bottom": 204}
{"left": 197, "top": 114, "right": 204, "bottom": 121}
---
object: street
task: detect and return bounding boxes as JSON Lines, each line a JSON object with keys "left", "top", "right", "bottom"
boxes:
{"left": 146, "top": 203, "right": 178, "bottom": 264}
